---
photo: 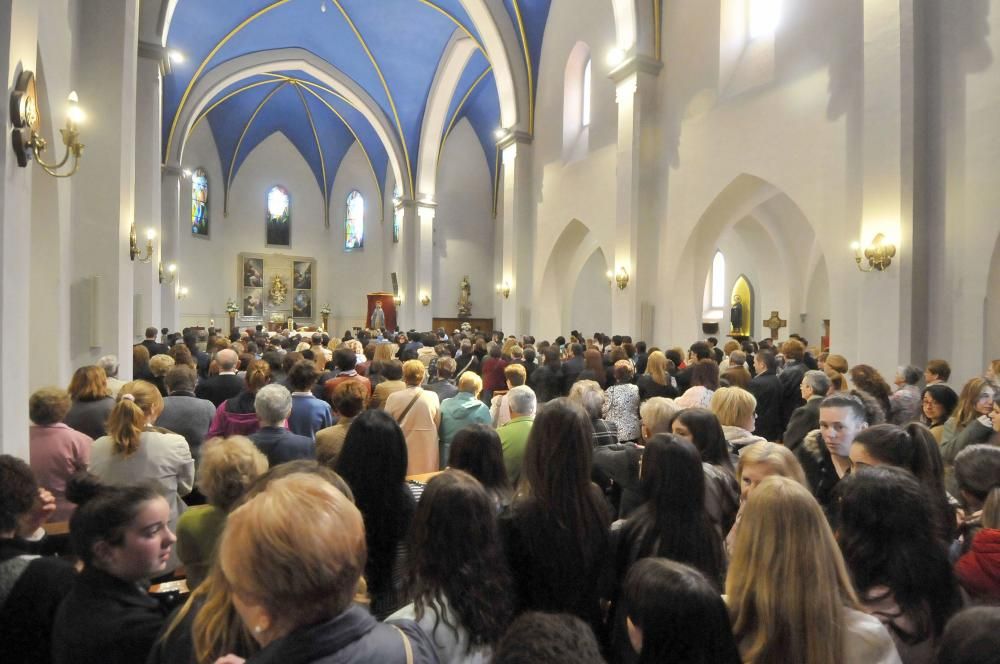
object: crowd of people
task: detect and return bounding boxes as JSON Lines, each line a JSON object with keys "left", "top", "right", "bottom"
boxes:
{"left": 4, "top": 322, "right": 1000, "bottom": 663}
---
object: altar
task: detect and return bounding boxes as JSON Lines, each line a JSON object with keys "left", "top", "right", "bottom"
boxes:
{"left": 238, "top": 252, "right": 317, "bottom": 327}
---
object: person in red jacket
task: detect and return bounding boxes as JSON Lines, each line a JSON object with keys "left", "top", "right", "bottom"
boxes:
{"left": 956, "top": 488, "right": 1000, "bottom": 601}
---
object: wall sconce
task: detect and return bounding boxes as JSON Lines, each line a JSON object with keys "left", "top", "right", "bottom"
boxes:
{"left": 130, "top": 225, "right": 155, "bottom": 262}
{"left": 10, "top": 71, "right": 85, "bottom": 177}
{"left": 420, "top": 292, "right": 431, "bottom": 306}
{"left": 177, "top": 286, "right": 189, "bottom": 300}
{"left": 614, "top": 266, "right": 630, "bottom": 290}
{"left": 851, "top": 233, "right": 896, "bottom": 272}
{"left": 495, "top": 280, "right": 511, "bottom": 299}
{"left": 393, "top": 295, "right": 402, "bottom": 307}
{"left": 159, "top": 262, "right": 176, "bottom": 284}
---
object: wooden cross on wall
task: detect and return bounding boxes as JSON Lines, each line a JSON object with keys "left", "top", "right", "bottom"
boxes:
{"left": 763, "top": 311, "right": 787, "bottom": 340}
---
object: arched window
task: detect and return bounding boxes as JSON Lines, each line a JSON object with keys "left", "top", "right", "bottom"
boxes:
{"left": 711, "top": 250, "right": 726, "bottom": 308}
{"left": 562, "top": 42, "right": 592, "bottom": 162}
{"left": 191, "top": 168, "right": 208, "bottom": 237}
{"left": 748, "top": 0, "right": 782, "bottom": 40}
{"left": 393, "top": 205, "right": 402, "bottom": 243}
{"left": 345, "top": 190, "right": 364, "bottom": 250}
{"left": 581, "top": 58, "right": 592, "bottom": 127}
{"left": 265, "top": 185, "right": 290, "bottom": 246}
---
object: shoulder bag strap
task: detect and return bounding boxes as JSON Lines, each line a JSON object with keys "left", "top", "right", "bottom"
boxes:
{"left": 391, "top": 625, "right": 414, "bottom": 664}
{"left": 396, "top": 389, "right": 422, "bottom": 425}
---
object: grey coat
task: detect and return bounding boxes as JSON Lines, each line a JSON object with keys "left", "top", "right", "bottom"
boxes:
{"left": 157, "top": 392, "right": 217, "bottom": 460}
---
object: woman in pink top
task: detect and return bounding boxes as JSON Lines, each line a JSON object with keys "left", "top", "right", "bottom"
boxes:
{"left": 28, "top": 387, "right": 92, "bottom": 521}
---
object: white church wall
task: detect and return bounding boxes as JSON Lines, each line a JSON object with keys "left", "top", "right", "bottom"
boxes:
{"left": 653, "top": 0, "right": 860, "bottom": 362}
{"left": 570, "top": 248, "right": 612, "bottom": 338}
{"left": 527, "top": 0, "right": 618, "bottom": 340}
{"left": 29, "top": 0, "right": 79, "bottom": 391}
{"left": 178, "top": 124, "right": 382, "bottom": 333}
{"left": 433, "top": 118, "right": 495, "bottom": 321}
{"left": 929, "top": 1, "right": 1000, "bottom": 384}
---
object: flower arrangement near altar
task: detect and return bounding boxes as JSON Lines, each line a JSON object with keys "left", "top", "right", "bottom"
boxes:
{"left": 320, "top": 304, "right": 331, "bottom": 315}
{"left": 225, "top": 299, "right": 239, "bottom": 314}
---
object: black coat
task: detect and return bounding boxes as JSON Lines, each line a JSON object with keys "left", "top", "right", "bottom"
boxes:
{"left": 783, "top": 396, "right": 822, "bottom": 451}
{"left": 561, "top": 356, "right": 586, "bottom": 393}
{"left": 636, "top": 375, "right": 678, "bottom": 401}
{"left": 52, "top": 567, "right": 170, "bottom": 664}
{"left": 246, "top": 605, "right": 438, "bottom": 664}
{"left": 194, "top": 373, "right": 245, "bottom": 407}
{"left": 141, "top": 339, "right": 169, "bottom": 357}
{"left": 778, "top": 360, "right": 808, "bottom": 432}
{"left": 0, "top": 539, "right": 76, "bottom": 664}
{"left": 250, "top": 426, "right": 316, "bottom": 467}
{"left": 529, "top": 365, "right": 563, "bottom": 403}
{"left": 748, "top": 370, "right": 784, "bottom": 442}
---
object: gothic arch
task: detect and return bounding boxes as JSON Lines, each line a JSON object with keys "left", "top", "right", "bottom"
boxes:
{"left": 537, "top": 219, "right": 609, "bottom": 338}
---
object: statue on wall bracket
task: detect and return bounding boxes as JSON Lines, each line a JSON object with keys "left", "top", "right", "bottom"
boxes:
{"left": 457, "top": 276, "right": 472, "bottom": 318}
{"left": 269, "top": 274, "right": 288, "bottom": 306}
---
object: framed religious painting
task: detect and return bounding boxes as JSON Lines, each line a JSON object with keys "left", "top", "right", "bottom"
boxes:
{"left": 265, "top": 185, "right": 291, "bottom": 247}
{"left": 242, "top": 257, "right": 263, "bottom": 288}
{"left": 293, "top": 289, "right": 312, "bottom": 318}
{"left": 242, "top": 288, "right": 263, "bottom": 320}
{"left": 293, "top": 260, "right": 312, "bottom": 289}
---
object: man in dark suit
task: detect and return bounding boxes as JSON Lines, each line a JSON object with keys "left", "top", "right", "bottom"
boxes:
{"left": 748, "top": 349, "right": 784, "bottom": 442}
{"left": 778, "top": 339, "right": 808, "bottom": 432}
{"left": 783, "top": 369, "right": 830, "bottom": 451}
{"left": 250, "top": 384, "right": 315, "bottom": 466}
{"left": 195, "top": 348, "right": 245, "bottom": 406}
{"left": 561, "top": 343, "right": 586, "bottom": 394}
{"left": 184, "top": 332, "right": 212, "bottom": 380}
{"left": 675, "top": 341, "right": 713, "bottom": 393}
{"left": 140, "top": 326, "right": 168, "bottom": 357}
{"left": 633, "top": 341, "right": 649, "bottom": 376}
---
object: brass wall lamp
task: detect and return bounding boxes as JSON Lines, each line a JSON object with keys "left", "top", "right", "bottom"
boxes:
{"left": 851, "top": 233, "right": 897, "bottom": 272}
{"left": 10, "top": 71, "right": 85, "bottom": 177}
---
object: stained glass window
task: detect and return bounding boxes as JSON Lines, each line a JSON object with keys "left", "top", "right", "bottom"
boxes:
{"left": 265, "top": 185, "right": 290, "bottom": 246}
{"left": 191, "top": 168, "right": 208, "bottom": 237}
{"left": 393, "top": 206, "right": 402, "bottom": 243}
{"left": 711, "top": 250, "right": 726, "bottom": 308}
{"left": 345, "top": 190, "right": 364, "bottom": 250}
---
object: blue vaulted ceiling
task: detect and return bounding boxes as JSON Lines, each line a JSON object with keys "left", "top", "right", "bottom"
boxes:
{"left": 163, "top": 0, "right": 551, "bottom": 218}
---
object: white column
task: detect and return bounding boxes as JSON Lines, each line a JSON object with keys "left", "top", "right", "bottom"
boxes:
{"left": 160, "top": 166, "right": 182, "bottom": 331}
{"left": 414, "top": 201, "right": 436, "bottom": 331}
{"left": 398, "top": 199, "right": 418, "bottom": 330}
{"left": 852, "top": 0, "right": 917, "bottom": 379}
{"left": 610, "top": 56, "right": 661, "bottom": 339}
{"left": 497, "top": 132, "right": 533, "bottom": 335}
{"left": 70, "top": 0, "right": 139, "bottom": 378}
{"left": 134, "top": 47, "right": 163, "bottom": 335}
{"left": 0, "top": 0, "right": 39, "bottom": 458}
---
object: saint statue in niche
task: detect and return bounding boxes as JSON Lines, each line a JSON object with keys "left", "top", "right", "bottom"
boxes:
{"left": 458, "top": 276, "right": 472, "bottom": 317}
{"left": 730, "top": 295, "right": 744, "bottom": 333}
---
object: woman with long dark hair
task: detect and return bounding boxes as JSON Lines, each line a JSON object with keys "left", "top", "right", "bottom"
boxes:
{"left": 500, "top": 398, "right": 611, "bottom": 632}
{"left": 837, "top": 467, "right": 962, "bottom": 663}
{"left": 390, "top": 470, "right": 514, "bottom": 663}
{"left": 671, "top": 407, "right": 739, "bottom": 534}
{"left": 447, "top": 423, "right": 513, "bottom": 511}
{"left": 850, "top": 422, "right": 955, "bottom": 541}
{"left": 622, "top": 558, "right": 740, "bottom": 664}
{"left": 335, "top": 409, "right": 417, "bottom": 618}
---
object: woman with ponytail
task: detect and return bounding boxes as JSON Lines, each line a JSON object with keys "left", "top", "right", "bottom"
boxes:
{"left": 90, "top": 380, "right": 193, "bottom": 571}
{"left": 52, "top": 473, "right": 176, "bottom": 664}
{"left": 205, "top": 359, "right": 271, "bottom": 438}
{"left": 850, "top": 422, "right": 955, "bottom": 541}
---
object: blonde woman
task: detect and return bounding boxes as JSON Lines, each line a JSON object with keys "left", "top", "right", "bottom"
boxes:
{"left": 217, "top": 474, "right": 438, "bottom": 662}
{"left": 710, "top": 386, "right": 767, "bottom": 451}
{"left": 725, "top": 441, "right": 807, "bottom": 552}
{"left": 726, "top": 476, "right": 900, "bottom": 664}
{"left": 385, "top": 359, "right": 441, "bottom": 474}
{"left": 940, "top": 377, "right": 997, "bottom": 476}
{"left": 636, "top": 351, "right": 678, "bottom": 401}
{"left": 175, "top": 436, "right": 268, "bottom": 589}
{"left": 89, "top": 380, "right": 194, "bottom": 572}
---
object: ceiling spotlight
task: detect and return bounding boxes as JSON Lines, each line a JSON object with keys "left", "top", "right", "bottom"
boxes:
{"left": 320, "top": 1, "right": 327, "bottom": 12}
{"left": 168, "top": 50, "right": 185, "bottom": 64}
{"left": 182, "top": 168, "right": 192, "bottom": 178}
{"left": 606, "top": 48, "right": 626, "bottom": 67}
{"left": 494, "top": 127, "right": 507, "bottom": 140}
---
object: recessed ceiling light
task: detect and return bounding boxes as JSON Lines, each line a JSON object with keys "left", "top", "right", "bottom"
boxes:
{"left": 168, "top": 50, "right": 185, "bottom": 64}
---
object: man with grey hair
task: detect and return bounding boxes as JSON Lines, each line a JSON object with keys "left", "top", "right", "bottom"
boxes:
{"left": 249, "top": 384, "right": 315, "bottom": 466}
{"left": 195, "top": 348, "right": 244, "bottom": 406}
{"left": 568, "top": 380, "right": 619, "bottom": 447}
{"left": 498, "top": 385, "right": 536, "bottom": 485}
{"left": 783, "top": 369, "right": 831, "bottom": 451}
{"left": 593, "top": 397, "right": 681, "bottom": 519}
{"left": 889, "top": 364, "right": 924, "bottom": 425}
{"left": 97, "top": 354, "right": 125, "bottom": 397}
